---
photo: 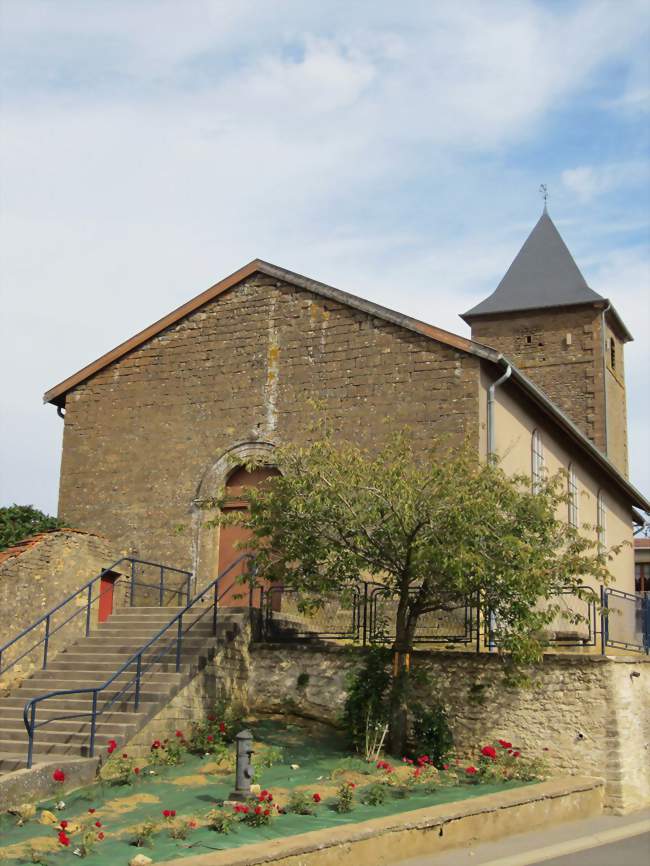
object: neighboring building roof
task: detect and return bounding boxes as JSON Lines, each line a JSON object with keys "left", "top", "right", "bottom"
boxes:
{"left": 0, "top": 528, "right": 102, "bottom": 567}
{"left": 635, "top": 538, "right": 650, "bottom": 549}
{"left": 43, "top": 258, "right": 650, "bottom": 513}
{"left": 461, "top": 210, "right": 632, "bottom": 341}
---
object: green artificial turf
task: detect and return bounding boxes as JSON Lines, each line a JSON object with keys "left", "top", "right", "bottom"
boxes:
{"left": 0, "top": 720, "right": 529, "bottom": 865}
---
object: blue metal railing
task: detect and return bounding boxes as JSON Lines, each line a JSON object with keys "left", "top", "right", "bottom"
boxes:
{"left": 600, "top": 586, "right": 650, "bottom": 655}
{"left": 0, "top": 557, "right": 192, "bottom": 679}
{"left": 21, "top": 554, "right": 253, "bottom": 767}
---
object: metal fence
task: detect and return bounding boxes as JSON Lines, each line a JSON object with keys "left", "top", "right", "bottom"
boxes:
{"left": 259, "top": 582, "right": 650, "bottom": 655}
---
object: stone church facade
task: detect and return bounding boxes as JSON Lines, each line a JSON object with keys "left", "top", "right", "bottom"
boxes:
{"left": 45, "top": 212, "right": 648, "bottom": 592}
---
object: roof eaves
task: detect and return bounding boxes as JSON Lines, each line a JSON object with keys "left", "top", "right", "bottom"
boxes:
{"left": 499, "top": 358, "right": 649, "bottom": 512}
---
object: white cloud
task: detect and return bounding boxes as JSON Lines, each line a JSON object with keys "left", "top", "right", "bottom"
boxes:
{"left": 562, "top": 162, "right": 650, "bottom": 203}
{"left": 1, "top": 0, "right": 649, "bottom": 512}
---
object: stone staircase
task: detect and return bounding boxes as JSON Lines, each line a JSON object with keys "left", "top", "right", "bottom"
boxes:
{"left": 0, "top": 605, "right": 231, "bottom": 773}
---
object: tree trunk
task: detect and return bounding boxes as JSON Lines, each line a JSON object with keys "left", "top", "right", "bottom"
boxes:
{"left": 388, "top": 596, "right": 418, "bottom": 756}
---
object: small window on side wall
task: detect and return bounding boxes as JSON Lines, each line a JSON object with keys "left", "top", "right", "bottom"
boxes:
{"left": 597, "top": 490, "right": 607, "bottom": 550}
{"left": 568, "top": 464, "right": 579, "bottom": 527}
{"left": 531, "top": 429, "right": 544, "bottom": 492}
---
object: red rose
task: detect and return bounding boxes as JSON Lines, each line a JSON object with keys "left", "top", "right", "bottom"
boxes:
{"left": 52, "top": 769, "right": 65, "bottom": 783}
{"left": 175, "top": 730, "right": 183, "bottom": 738}
{"left": 255, "top": 806, "right": 262, "bottom": 815}
{"left": 207, "top": 735, "right": 213, "bottom": 742}
{"left": 312, "top": 793, "right": 321, "bottom": 803}
{"left": 348, "top": 782, "right": 356, "bottom": 788}
{"left": 134, "top": 767, "right": 140, "bottom": 774}
{"left": 264, "top": 808, "right": 270, "bottom": 816}
{"left": 443, "top": 764, "right": 449, "bottom": 770}
{"left": 465, "top": 766, "right": 478, "bottom": 775}
{"left": 170, "top": 810, "right": 176, "bottom": 817}
{"left": 95, "top": 821, "right": 102, "bottom": 828}
{"left": 107, "top": 739, "right": 117, "bottom": 754}
{"left": 207, "top": 714, "right": 216, "bottom": 722}
{"left": 97, "top": 832, "right": 105, "bottom": 841}
{"left": 189, "top": 820, "right": 197, "bottom": 829}
{"left": 88, "top": 808, "right": 96, "bottom": 814}
{"left": 163, "top": 810, "right": 171, "bottom": 818}
{"left": 498, "top": 740, "right": 512, "bottom": 750}
{"left": 513, "top": 751, "right": 520, "bottom": 758}
{"left": 59, "top": 820, "right": 68, "bottom": 829}
{"left": 242, "top": 806, "right": 249, "bottom": 814}
{"left": 58, "top": 830, "right": 71, "bottom": 846}
{"left": 219, "top": 722, "right": 226, "bottom": 733}
{"left": 481, "top": 746, "right": 497, "bottom": 760}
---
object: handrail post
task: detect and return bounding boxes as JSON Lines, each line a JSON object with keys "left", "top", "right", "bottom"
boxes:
{"left": 85, "top": 584, "right": 93, "bottom": 636}
{"left": 362, "top": 582, "right": 368, "bottom": 647}
{"left": 600, "top": 585, "right": 606, "bottom": 655}
{"left": 43, "top": 615, "right": 51, "bottom": 669}
{"left": 134, "top": 654, "right": 142, "bottom": 710}
{"left": 27, "top": 703, "right": 36, "bottom": 768}
{"left": 186, "top": 574, "right": 191, "bottom": 607}
{"left": 175, "top": 615, "right": 183, "bottom": 672}
{"left": 130, "top": 559, "right": 136, "bottom": 607}
{"left": 476, "top": 592, "right": 481, "bottom": 654}
{"left": 159, "top": 565, "right": 164, "bottom": 606}
{"left": 89, "top": 690, "right": 98, "bottom": 757}
{"left": 212, "top": 581, "right": 218, "bottom": 636}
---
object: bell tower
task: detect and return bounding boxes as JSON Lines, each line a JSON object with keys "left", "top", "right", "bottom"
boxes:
{"left": 461, "top": 209, "right": 632, "bottom": 476}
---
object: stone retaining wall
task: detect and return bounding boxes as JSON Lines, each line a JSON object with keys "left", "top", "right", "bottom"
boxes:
{"left": 244, "top": 642, "right": 650, "bottom": 814}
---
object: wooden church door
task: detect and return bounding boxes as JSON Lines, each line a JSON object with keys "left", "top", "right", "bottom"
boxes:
{"left": 217, "top": 465, "right": 280, "bottom": 607}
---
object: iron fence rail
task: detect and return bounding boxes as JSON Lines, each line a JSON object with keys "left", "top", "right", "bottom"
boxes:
{"left": 22, "top": 554, "right": 252, "bottom": 768}
{"left": 0, "top": 557, "right": 193, "bottom": 679}
{"left": 260, "top": 582, "right": 650, "bottom": 655}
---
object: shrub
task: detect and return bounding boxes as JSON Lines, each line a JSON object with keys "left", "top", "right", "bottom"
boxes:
{"left": 129, "top": 821, "right": 157, "bottom": 847}
{"left": 475, "top": 740, "right": 546, "bottom": 782}
{"left": 410, "top": 703, "right": 454, "bottom": 769}
{"left": 206, "top": 809, "right": 238, "bottom": 834}
{"left": 285, "top": 791, "right": 318, "bottom": 815}
{"left": 361, "top": 781, "right": 389, "bottom": 806}
{"left": 186, "top": 718, "right": 229, "bottom": 759}
{"left": 334, "top": 781, "right": 356, "bottom": 813}
{"left": 99, "top": 751, "right": 137, "bottom": 786}
{"left": 342, "top": 647, "right": 391, "bottom": 757}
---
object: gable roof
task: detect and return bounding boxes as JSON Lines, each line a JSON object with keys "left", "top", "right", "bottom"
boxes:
{"left": 43, "top": 258, "right": 649, "bottom": 513}
{"left": 43, "top": 258, "right": 501, "bottom": 407}
{"left": 461, "top": 211, "right": 633, "bottom": 341}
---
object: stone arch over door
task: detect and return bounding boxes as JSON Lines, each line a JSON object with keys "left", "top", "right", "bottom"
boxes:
{"left": 191, "top": 440, "right": 276, "bottom": 591}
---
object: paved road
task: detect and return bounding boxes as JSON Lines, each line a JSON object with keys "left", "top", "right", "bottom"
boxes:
{"left": 390, "top": 809, "right": 650, "bottom": 866}
{"left": 539, "top": 832, "right": 649, "bottom": 865}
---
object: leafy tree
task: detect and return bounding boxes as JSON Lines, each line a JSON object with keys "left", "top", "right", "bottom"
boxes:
{"left": 206, "top": 433, "right": 617, "bottom": 755}
{"left": 0, "top": 504, "right": 63, "bottom": 551}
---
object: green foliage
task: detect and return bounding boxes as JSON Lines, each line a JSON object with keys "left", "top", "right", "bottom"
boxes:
{"left": 207, "top": 431, "right": 616, "bottom": 669}
{"left": 410, "top": 703, "right": 454, "bottom": 769}
{"left": 256, "top": 744, "right": 284, "bottom": 768}
{"left": 186, "top": 717, "right": 229, "bottom": 759}
{"left": 129, "top": 821, "right": 157, "bottom": 847}
{"left": 285, "top": 790, "right": 316, "bottom": 815}
{"left": 342, "top": 648, "right": 391, "bottom": 754}
{"left": 334, "top": 781, "right": 356, "bottom": 813}
{"left": 0, "top": 504, "right": 63, "bottom": 552}
{"left": 211, "top": 698, "right": 246, "bottom": 744}
{"left": 296, "top": 672, "right": 310, "bottom": 689}
{"left": 205, "top": 808, "right": 237, "bottom": 834}
{"left": 361, "top": 781, "right": 389, "bottom": 806}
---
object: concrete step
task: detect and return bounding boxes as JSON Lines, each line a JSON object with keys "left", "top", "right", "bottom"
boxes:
{"left": 0, "top": 694, "right": 161, "bottom": 713}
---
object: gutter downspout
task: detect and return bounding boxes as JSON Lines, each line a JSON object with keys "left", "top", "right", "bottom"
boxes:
{"left": 486, "top": 361, "right": 511, "bottom": 652}
{"left": 600, "top": 302, "right": 611, "bottom": 457}
{"left": 487, "top": 362, "right": 512, "bottom": 460}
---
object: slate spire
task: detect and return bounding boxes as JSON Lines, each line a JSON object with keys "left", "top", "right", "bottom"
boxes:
{"left": 461, "top": 210, "right": 604, "bottom": 322}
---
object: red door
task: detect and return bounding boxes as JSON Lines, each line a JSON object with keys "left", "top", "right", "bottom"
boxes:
{"left": 217, "top": 466, "right": 280, "bottom": 607}
{"left": 98, "top": 573, "right": 117, "bottom": 623}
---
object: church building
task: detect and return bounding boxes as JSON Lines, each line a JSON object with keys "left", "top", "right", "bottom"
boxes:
{"left": 45, "top": 211, "right": 649, "bottom": 593}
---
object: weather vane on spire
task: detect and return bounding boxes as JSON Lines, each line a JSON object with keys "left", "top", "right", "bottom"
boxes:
{"left": 539, "top": 184, "right": 549, "bottom": 210}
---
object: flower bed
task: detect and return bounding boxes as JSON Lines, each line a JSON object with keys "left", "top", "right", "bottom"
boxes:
{"left": 0, "top": 720, "right": 544, "bottom": 865}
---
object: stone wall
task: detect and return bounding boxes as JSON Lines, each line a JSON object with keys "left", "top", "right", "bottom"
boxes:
{"left": 0, "top": 530, "right": 119, "bottom": 687}
{"left": 243, "top": 643, "right": 650, "bottom": 813}
{"left": 469, "top": 306, "right": 629, "bottom": 476}
{"left": 58, "top": 273, "right": 481, "bottom": 579}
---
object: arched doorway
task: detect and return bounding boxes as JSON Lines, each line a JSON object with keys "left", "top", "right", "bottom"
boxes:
{"left": 217, "top": 465, "right": 280, "bottom": 606}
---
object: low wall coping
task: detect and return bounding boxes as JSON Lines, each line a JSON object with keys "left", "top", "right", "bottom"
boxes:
{"left": 169, "top": 775, "right": 604, "bottom": 866}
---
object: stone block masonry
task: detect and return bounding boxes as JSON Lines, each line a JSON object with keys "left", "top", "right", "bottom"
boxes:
{"left": 243, "top": 643, "right": 649, "bottom": 814}
{"left": 58, "top": 274, "right": 481, "bottom": 582}
{"left": 0, "top": 530, "right": 119, "bottom": 687}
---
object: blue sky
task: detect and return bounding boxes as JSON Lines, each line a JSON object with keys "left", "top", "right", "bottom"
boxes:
{"left": 0, "top": 0, "right": 648, "bottom": 515}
